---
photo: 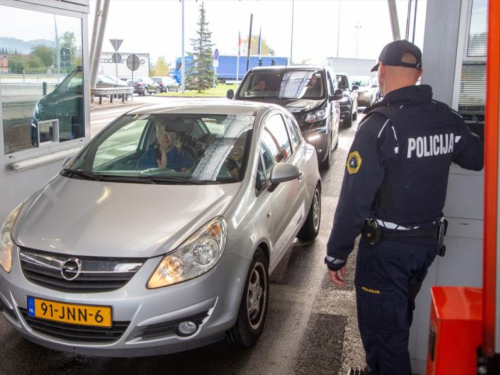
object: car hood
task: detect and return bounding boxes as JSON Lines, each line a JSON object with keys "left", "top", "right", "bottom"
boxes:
{"left": 14, "top": 176, "right": 240, "bottom": 259}
{"left": 357, "top": 87, "right": 370, "bottom": 93}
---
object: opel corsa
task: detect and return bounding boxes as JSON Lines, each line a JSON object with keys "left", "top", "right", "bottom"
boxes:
{"left": 0, "top": 100, "right": 321, "bottom": 357}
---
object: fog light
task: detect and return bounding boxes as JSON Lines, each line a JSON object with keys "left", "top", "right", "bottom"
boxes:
{"left": 177, "top": 321, "right": 198, "bottom": 336}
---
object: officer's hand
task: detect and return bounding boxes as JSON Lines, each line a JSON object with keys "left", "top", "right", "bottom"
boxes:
{"left": 329, "top": 265, "right": 347, "bottom": 287}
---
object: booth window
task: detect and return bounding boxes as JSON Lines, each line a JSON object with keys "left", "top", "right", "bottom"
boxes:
{"left": 0, "top": 5, "right": 84, "bottom": 155}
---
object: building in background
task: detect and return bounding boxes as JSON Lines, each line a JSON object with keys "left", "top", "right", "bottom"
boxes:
{"left": 99, "top": 51, "right": 150, "bottom": 79}
{"left": 326, "top": 57, "right": 377, "bottom": 77}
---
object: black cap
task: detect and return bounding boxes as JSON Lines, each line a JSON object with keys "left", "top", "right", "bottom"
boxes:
{"left": 371, "top": 40, "right": 423, "bottom": 72}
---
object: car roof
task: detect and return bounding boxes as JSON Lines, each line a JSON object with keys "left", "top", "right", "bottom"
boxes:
{"left": 126, "top": 99, "right": 280, "bottom": 116}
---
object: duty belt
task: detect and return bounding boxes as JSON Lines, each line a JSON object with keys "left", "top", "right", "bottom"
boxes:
{"left": 362, "top": 218, "right": 448, "bottom": 257}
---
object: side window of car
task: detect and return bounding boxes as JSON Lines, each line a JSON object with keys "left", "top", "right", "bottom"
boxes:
{"left": 264, "top": 115, "right": 292, "bottom": 162}
{"left": 283, "top": 116, "right": 300, "bottom": 151}
{"left": 260, "top": 137, "right": 277, "bottom": 179}
{"left": 255, "top": 154, "right": 266, "bottom": 194}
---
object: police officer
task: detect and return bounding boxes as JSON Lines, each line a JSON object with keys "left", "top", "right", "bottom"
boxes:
{"left": 325, "top": 40, "right": 483, "bottom": 375}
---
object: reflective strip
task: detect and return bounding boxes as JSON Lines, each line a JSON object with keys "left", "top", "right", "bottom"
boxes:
{"left": 376, "top": 219, "right": 416, "bottom": 230}
{"left": 377, "top": 119, "right": 390, "bottom": 138}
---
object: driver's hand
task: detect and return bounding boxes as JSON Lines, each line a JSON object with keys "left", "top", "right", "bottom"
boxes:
{"left": 157, "top": 153, "right": 167, "bottom": 169}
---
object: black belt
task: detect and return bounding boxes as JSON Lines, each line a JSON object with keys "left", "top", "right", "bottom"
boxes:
{"left": 382, "top": 226, "right": 439, "bottom": 239}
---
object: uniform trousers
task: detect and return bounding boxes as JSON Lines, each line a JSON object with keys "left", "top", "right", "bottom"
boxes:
{"left": 355, "top": 236, "right": 437, "bottom": 375}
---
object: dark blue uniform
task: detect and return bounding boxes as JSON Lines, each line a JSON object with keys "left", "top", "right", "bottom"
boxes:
{"left": 327, "top": 84, "right": 483, "bottom": 375}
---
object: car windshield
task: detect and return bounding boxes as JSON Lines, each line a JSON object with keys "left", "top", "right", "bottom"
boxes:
{"left": 239, "top": 70, "right": 325, "bottom": 99}
{"left": 351, "top": 76, "right": 371, "bottom": 87}
{"left": 66, "top": 113, "right": 254, "bottom": 184}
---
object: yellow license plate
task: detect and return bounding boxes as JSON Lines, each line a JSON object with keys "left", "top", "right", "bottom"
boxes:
{"left": 27, "top": 297, "right": 112, "bottom": 328}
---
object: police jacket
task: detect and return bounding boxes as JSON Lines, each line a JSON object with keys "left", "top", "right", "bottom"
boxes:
{"left": 327, "top": 84, "right": 484, "bottom": 261}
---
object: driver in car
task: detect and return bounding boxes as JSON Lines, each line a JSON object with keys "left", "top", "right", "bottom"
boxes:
{"left": 137, "top": 121, "right": 193, "bottom": 172}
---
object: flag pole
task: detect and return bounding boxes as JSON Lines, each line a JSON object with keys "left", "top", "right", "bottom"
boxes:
{"left": 246, "top": 14, "right": 253, "bottom": 72}
{"left": 236, "top": 30, "right": 241, "bottom": 85}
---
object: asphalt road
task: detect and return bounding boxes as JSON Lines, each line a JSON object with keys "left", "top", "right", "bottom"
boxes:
{"left": 0, "top": 97, "right": 365, "bottom": 375}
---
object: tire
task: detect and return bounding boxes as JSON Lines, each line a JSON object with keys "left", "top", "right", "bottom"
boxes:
{"left": 297, "top": 184, "right": 321, "bottom": 241}
{"left": 343, "top": 114, "right": 352, "bottom": 128}
{"left": 319, "top": 134, "right": 332, "bottom": 170}
{"left": 353, "top": 110, "right": 358, "bottom": 121}
{"left": 226, "top": 248, "right": 269, "bottom": 348}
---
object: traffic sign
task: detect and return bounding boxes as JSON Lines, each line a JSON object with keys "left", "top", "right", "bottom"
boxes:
{"left": 214, "top": 48, "right": 219, "bottom": 61}
{"left": 110, "top": 39, "right": 123, "bottom": 52}
{"left": 112, "top": 53, "right": 122, "bottom": 63}
{"left": 126, "top": 54, "right": 141, "bottom": 71}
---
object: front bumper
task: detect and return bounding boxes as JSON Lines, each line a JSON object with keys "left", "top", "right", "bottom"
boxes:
{"left": 302, "top": 121, "right": 329, "bottom": 163}
{"left": 0, "top": 245, "right": 250, "bottom": 357}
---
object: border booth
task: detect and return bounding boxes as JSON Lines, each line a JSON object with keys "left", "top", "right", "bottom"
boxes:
{"left": 0, "top": 0, "right": 90, "bottom": 222}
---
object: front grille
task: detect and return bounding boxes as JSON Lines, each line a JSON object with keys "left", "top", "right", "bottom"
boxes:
{"left": 19, "top": 308, "right": 129, "bottom": 343}
{"left": 19, "top": 248, "right": 146, "bottom": 293}
{"left": 134, "top": 311, "right": 209, "bottom": 340}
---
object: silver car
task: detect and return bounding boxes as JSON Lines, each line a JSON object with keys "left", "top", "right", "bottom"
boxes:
{"left": 0, "top": 100, "right": 321, "bottom": 357}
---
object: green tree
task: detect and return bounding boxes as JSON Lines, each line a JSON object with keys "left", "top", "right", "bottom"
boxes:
{"left": 8, "top": 53, "right": 24, "bottom": 74}
{"left": 150, "top": 56, "right": 169, "bottom": 76}
{"left": 243, "top": 36, "right": 275, "bottom": 56}
{"left": 31, "top": 45, "right": 54, "bottom": 68}
{"left": 186, "top": 2, "right": 214, "bottom": 92}
{"left": 60, "top": 31, "right": 77, "bottom": 68}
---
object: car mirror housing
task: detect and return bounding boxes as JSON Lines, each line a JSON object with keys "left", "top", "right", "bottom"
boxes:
{"left": 333, "top": 89, "right": 344, "bottom": 100}
{"left": 352, "top": 85, "right": 359, "bottom": 91}
{"left": 269, "top": 164, "right": 302, "bottom": 189}
{"left": 227, "top": 89, "right": 234, "bottom": 99}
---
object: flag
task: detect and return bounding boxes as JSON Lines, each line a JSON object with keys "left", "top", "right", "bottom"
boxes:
{"left": 238, "top": 30, "right": 241, "bottom": 57}
{"left": 258, "top": 27, "right": 262, "bottom": 57}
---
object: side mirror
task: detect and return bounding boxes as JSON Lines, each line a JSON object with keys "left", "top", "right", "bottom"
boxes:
{"left": 269, "top": 164, "right": 302, "bottom": 190}
{"left": 227, "top": 89, "right": 234, "bottom": 99}
{"left": 352, "top": 85, "right": 359, "bottom": 91}
{"left": 332, "top": 89, "right": 344, "bottom": 100}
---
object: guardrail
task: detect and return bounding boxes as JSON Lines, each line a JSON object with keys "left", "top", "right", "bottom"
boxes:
{"left": 91, "top": 87, "right": 134, "bottom": 104}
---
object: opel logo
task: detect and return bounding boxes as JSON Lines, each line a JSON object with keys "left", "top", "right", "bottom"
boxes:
{"left": 60, "top": 258, "right": 82, "bottom": 281}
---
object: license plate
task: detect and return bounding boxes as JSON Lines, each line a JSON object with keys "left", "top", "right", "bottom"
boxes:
{"left": 27, "top": 297, "right": 112, "bottom": 328}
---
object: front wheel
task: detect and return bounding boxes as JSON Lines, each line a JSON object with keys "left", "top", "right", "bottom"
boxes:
{"left": 226, "top": 248, "right": 269, "bottom": 348}
{"left": 297, "top": 184, "right": 321, "bottom": 241}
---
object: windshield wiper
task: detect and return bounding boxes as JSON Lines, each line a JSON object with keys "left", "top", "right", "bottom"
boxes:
{"left": 137, "top": 175, "right": 210, "bottom": 185}
{"left": 61, "top": 169, "right": 107, "bottom": 181}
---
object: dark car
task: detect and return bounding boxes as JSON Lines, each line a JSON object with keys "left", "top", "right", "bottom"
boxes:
{"left": 336, "top": 73, "right": 359, "bottom": 128}
{"left": 152, "top": 76, "right": 180, "bottom": 93}
{"left": 130, "top": 77, "right": 159, "bottom": 96}
{"left": 228, "top": 66, "right": 343, "bottom": 169}
{"left": 351, "top": 75, "right": 378, "bottom": 107}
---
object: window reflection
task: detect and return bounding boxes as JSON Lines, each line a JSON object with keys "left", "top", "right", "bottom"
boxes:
{"left": 0, "top": 5, "right": 84, "bottom": 155}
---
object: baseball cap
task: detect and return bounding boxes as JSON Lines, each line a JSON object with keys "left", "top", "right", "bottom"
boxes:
{"left": 371, "top": 40, "right": 423, "bottom": 72}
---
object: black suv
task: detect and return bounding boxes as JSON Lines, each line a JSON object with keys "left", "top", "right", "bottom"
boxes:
{"left": 228, "top": 66, "right": 343, "bottom": 169}
{"left": 336, "top": 73, "right": 359, "bottom": 128}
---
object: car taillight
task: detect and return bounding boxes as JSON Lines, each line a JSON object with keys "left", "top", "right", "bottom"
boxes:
{"left": 159, "top": 82, "right": 164, "bottom": 86}
{"left": 136, "top": 82, "right": 142, "bottom": 86}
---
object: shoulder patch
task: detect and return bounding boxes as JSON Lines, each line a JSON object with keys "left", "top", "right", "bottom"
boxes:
{"left": 346, "top": 151, "right": 362, "bottom": 174}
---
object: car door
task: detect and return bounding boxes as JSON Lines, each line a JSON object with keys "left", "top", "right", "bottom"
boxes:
{"left": 325, "top": 69, "right": 340, "bottom": 145}
{"left": 260, "top": 114, "right": 305, "bottom": 265}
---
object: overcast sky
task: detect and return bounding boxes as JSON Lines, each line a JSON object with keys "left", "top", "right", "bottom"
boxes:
{"left": 90, "top": 0, "right": 427, "bottom": 66}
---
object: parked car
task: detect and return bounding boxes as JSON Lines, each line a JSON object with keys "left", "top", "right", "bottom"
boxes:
{"left": 130, "top": 77, "right": 159, "bottom": 96}
{"left": 228, "top": 66, "right": 343, "bottom": 170}
{"left": 336, "top": 73, "right": 359, "bottom": 128}
{"left": 96, "top": 75, "right": 129, "bottom": 89}
{"left": 152, "top": 76, "right": 180, "bottom": 93}
{"left": 351, "top": 75, "right": 378, "bottom": 108}
{"left": 0, "top": 100, "right": 321, "bottom": 357}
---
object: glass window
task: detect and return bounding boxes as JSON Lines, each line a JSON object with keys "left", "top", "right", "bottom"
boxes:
{"left": 238, "top": 70, "right": 325, "bottom": 99}
{"left": 260, "top": 140, "right": 277, "bottom": 178}
{"left": 264, "top": 115, "right": 292, "bottom": 162}
{"left": 0, "top": 6, "right": 84, "bottom": 155}
{"left": 284, "top": 116, "right": 300, "bottom": 152}
{"left": 66, "top": 114, "right": 255, "bottom": 184}
{"left": 467, "top": 0, "right": 488, "bottom": 58}
{"left": 255, "top": 156, "right": 266, "bottom": 194}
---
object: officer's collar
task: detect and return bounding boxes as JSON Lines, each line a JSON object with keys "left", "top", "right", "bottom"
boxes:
{"left": 364, "top": 85, "right": 433, "bottom": 115}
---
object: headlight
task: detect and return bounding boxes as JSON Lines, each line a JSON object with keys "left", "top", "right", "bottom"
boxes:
{"left": 148, "top": 217, "right": 227, "bottom": 288}
{"left": 0, "top": 203, "right": 23, "bottom": 273}
{"left": 305, "top": 109, "right": 328, "bottom": 123}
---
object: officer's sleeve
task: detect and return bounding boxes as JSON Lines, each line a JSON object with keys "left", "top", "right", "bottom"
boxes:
{"left": 326, "top": 114, "right": 396, "bottom": 261}
{"left": 452, "top": 112, "right": 484, "bottom": 171}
